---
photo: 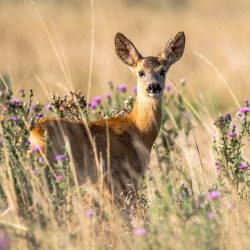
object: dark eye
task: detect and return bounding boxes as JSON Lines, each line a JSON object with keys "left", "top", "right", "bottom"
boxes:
{"left": 138, "top": 70, "right": 145, "bottom": 77}
{"left": 160, "top": 69, "right": 166, "bottom": 76}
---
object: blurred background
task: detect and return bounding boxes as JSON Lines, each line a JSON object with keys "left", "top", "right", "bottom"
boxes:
{"left": 0, "top": 0, "right": 250, "bottom": 113}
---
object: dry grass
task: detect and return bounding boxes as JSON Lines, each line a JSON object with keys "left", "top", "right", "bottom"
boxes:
{"left": 1, "top": 1, "right": 250, "bottom": 249}
{"left": 1, "top": 0, "right": 250, "bottom": 110}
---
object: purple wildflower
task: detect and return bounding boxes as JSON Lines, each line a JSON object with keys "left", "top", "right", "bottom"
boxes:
{"left": 32, "top": 168, "right": 39, "bottom": 176}
{"left": 225, "top": 113, "right": 232, "bottom": 122}
{"left": 0, "top": 233, "right": 11, "bottom": 250}
{"left": 240, "top": 107, "right": 250, "bottom": 114}
{"left": 36, "top": 112, "right": 43, "bottom": 118}
{"left": 10, "top": 116, "right": 18, "bottom": 122}
{"left": 38, "top": 157, "right": 43, "bottom": 163}
{"left": 117, "top": 85, "right": 127, "bottom": 93}
{"left": 90, "top": 101, "right": 97, "bottom": 110}
{"left": 85, "top": 210, "right": 94, "bottom": 217}
{"left": 133, "top": 87, "right": 137, "bottom": 94}
{"left": 208, "top": 191, "right": 221, "bottom": 200}
{"left": 93, "top": 96, "right": 102, "bottom": 105}
{"left": 243, "top": 98, "right": 248, "bottom": 105}
{"left": 134, "top": 228, "right": 147, "bottom": 237}
{"left": 165, "top": 83, "right": 171, "bottom": 91}
{"left": 32, "top": 145, "right": 41, "bottom": 153}
{"left": 214, "top": 162, "right": 220, "bottom": 172}
{"left": 239, "top": 163, "right": 249, "bottom": 170}
{"left": 30, "top": 104, "right": 36, "bottom": 110}
{"left": 10, "top": 98, "right": 21, "bottom": 105}
{"left": 228, "top": 131, "right": 237, "bottom": 138}
{"left": 19, "top": 88, "right": 25, "bottom": 96}
{"left": 45, "top": 104, "right": 52, "bottom": 110}
{"left": 207, "top": 212, "right": 217, "bottom": 220}
{"left": 55, "top": 175, "right": 64, "bottom": 182}
{"left": 105, "top": 94, "right": 111, "bottom": 100}
{"left": 29, "top": 88, "right": 33, "bottom": 95}
{"left": 55, "top": 154, "right": 66, "bottom": 161}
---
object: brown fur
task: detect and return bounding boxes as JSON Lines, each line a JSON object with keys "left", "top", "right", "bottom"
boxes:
{"left": 30, "top": 32, "right": 185, "bottom": 204}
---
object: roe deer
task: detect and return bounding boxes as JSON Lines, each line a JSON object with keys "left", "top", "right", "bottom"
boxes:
{"left": 30, "top": 32, "right": 185, "bottom": 204}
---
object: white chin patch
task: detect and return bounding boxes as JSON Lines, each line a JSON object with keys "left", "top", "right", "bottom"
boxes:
{"left": 148, "top": 92, "right": 160, "bottom": 98}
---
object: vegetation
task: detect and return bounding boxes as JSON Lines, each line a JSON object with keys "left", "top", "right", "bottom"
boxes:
{"left": 0, "top": 79, "right": 249, "bottom": 250}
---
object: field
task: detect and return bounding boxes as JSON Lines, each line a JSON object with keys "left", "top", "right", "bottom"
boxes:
{"left": 0, "top": 0, "right": 250, "bottom": 249}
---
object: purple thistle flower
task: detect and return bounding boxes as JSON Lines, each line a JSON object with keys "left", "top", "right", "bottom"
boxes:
{"left": 10, "top": 116, "right": 18, "bottom": 122}
{"left": 134, "top": 228, "right": 147, "bottom": 237}
{"left": 165, "top": 83, "right": 171, "bottom": 91}
{"left": 55, "top": 154, "right": 66, "bottom": 161}
{"left": 117, "top": 85, "right": 127, "bottom": 93}
{"left": 36, "top": 112, "right": 43, "bottom": 118}
{"left": 243, "top": 98, "right": 248, "bottom": 105}
{"left": 30, "top": 104, "right": 36, "bottom": 110}
{"left": 32, "top": 145, "right": 41, "bottom": 153}
{"left": 10, "top": 98, "right": 21, "bottom": 105}
{"left": 0, "top": 233, "right": 11, "bottom": 250}
{"left": 214, "top": 162, "right": 220, "bottom": 172}
{"left": 228, "top": 131, "right": 237, "bottom": 138}
{"left": 85, "top": 210, "right": 94, "bottom": 217}
{"left": 55, "top": 175, "right": 64, "bottom": 182}
{"left": 45, "top": 104, "right": 52, "bottom": 110}
{"left": 93, "top": 96, "right": 102, "bottom": 105}
{"left": 19, "top": 88, "right": 25, "bottom": 96}
{"left": 208, "top": 191, "right": 221, "bottom": 200}
{"left": 239, "top": 163, "right": 249, "bottom": 170}
{"left": 133, "top": 87, "right": 137, "bottom": 94}
{"left": 90, "top": 101, "right": 97, "bottom": 110}
{"left": 32, "top": 168, "right": 39, "bottom": 176}
{"left": 105, "top": 94, "right": 111, "bottom": 100}
{"left": 38, "top": 157, "right": 43, "bottom": 163}
{"left": 240, "top": 107, "right": 250, "bottom": 114}
{"left": 207, "top": 212, "right": 217, "bottom": 220}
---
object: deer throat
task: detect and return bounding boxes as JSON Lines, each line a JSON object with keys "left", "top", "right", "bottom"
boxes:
{"left": 130, "top": 95, "right": 162, "bottom": 150}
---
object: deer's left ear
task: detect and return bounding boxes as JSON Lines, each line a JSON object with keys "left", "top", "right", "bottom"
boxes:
{"left": 159, "top": 32, "right": 185, "bottom": 66}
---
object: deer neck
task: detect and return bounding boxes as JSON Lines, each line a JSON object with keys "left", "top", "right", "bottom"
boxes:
{"left": 130, "top": 94, "right": 162, "bottom": 150}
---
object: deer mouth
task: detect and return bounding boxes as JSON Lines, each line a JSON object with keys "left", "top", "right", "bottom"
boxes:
{"left": 146, "top": 83, "right": 162, "bottom": 97}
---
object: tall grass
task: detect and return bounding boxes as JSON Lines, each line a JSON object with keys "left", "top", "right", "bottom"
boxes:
{"left": 0, "top": 1, "right": 250, "bottom": 249}
{"left": 0, "top": 79, "right": 250, "bottom": 249}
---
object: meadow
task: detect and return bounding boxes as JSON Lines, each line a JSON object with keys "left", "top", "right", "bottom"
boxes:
{"left": 0, "top": 0, "right": 250, "bottom": 249}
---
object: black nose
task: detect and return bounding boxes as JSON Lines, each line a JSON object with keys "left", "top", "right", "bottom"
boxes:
{"left": 146, "top": 83, "right": 162, "bottom": 93}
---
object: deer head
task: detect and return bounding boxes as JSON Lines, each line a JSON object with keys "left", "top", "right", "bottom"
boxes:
{"left": 115, "top": 32, "right": 185, "bottom": 101}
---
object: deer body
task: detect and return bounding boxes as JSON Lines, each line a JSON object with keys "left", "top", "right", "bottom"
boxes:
{"left": 30, "top": 32, "right": 185, "bottom": 202}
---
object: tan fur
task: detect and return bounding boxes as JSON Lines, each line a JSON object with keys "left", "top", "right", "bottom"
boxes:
{"left": 30, "top": 32, "right": 185, "bottom": 203}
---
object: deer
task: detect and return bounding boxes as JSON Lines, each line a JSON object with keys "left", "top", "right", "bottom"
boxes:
{"left": 30, "top": 31, "right": 185, "bottom": 205}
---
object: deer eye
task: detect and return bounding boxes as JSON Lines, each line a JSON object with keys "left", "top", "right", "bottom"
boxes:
{"left": 138, "top": 70, "right": 145, "bottom": 77}
{"left": 160, "top": 69, "right": 166, "bottom": 76}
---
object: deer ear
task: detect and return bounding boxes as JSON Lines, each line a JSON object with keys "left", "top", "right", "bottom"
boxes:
{"left": 159, "top": 32, "right": 185, "bottom": 66}
{"left": 115, "top": 33, "right": 142, "bottom": 67}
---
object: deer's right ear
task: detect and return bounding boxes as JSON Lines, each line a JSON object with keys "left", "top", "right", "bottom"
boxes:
{"left": 115, "top": 33, "right": 142, "bottom": 67}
